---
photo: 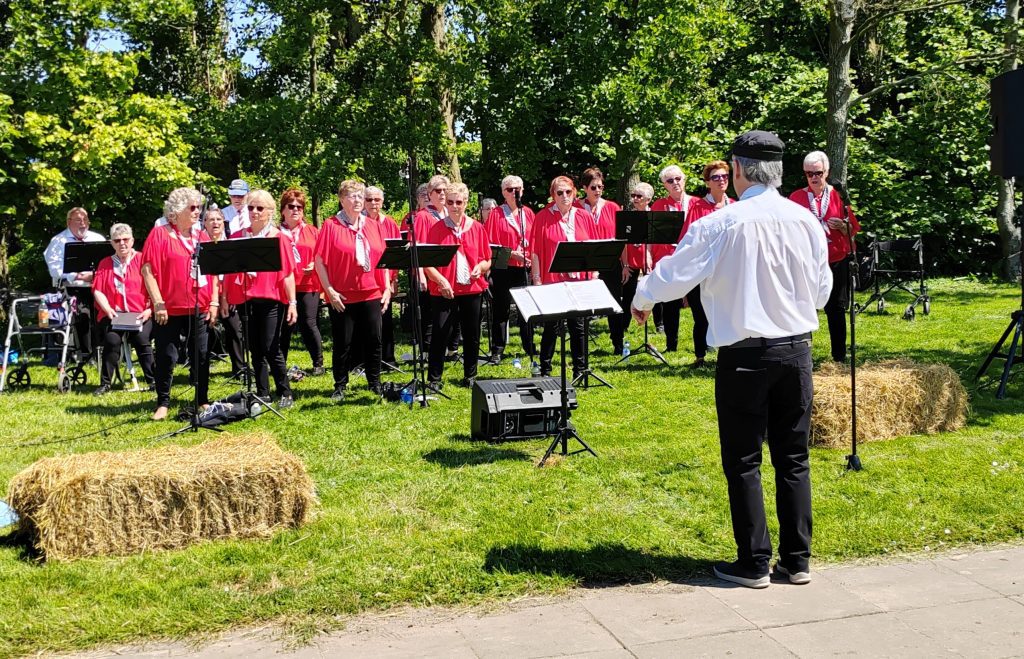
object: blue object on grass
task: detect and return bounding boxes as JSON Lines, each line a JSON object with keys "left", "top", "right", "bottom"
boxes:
{"left": 0, "top": 500, "right": 17, "bottom": 528}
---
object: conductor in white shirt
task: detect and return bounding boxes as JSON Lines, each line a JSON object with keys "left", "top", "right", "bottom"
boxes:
{"left": 43, "top": 207, "right": 107, "bottom": 359}
{"left": 632, "top": 131, "right": 832, "bottom": 589}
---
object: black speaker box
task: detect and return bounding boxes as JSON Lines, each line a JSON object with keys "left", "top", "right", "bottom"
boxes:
{"left": 991, "top": 68, "right": 1024, "bottom": 179}
{"left": 470, "top": 377, "right": 577, "bottom": 441}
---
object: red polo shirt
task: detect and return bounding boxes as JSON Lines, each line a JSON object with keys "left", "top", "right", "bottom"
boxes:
{"left": 789, "top": 186, "right": 860, "bottom": 263}
{"left": 426, "top": 217, "right": 492, "bottom": 297}
{"left": 487, "top": 204, "right": 535, "bottom": 268}
{"left": 221, "top": 230, "right": 296, "bottom": 305}
{"left": 529, "top": 206, "right": 595, "bottom": 284}
{"left": 282, "top": 221, "right": 321, "bottom": 293}
{"left": 141, "top": 223, "right": 214, "bottom": 316}
{"left": 314, "top": 215, "right": 386, "bottom": 303}
{"left": 92, "top": 252, "right": 149, "bottom": 321}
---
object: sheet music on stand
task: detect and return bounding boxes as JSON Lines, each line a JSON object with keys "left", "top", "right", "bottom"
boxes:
{"left": 511, "top": 280, "right": 622, "bottom": 323}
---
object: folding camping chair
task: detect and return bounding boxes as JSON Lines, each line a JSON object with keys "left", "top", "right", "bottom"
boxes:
{"left": 855, "top": 235, "right": 931, "bottom": 320}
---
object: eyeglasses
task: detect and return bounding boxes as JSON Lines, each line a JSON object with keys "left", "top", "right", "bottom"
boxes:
{"left": 504, "top": 187, "right": 522, "bottom": 192}
{"left": 805, "top": 171, "right": 825, "bottom": 179}
{"left": 432, "top": 188, "right": 446, "bottom": 194}
{"left": 247, "top": 205, "right": 267, "bottom": 212}
{"left": 364, "top": 198, "right": 383, "bottom": 203}
{"left": 663, "top": 176, "right": 683, "bottom": 184}
{"left": 707, "top": 174, "right": 730, "bottom": 182}
{"left": 446, "top": 199, "right": 466, "bottom": 206}
{"left": 112, "top": 237, "right": 131, "bottom": 243}
{"left": 554, "top": 190, "right": 575, "bottom": 197}
{"left": 285, "top": 203, "right": 304, "bottom": 210}
{"left": 588, "top": 184, "right": 604, "bottom": 191}
{"left": 629, "top": 193, "right": 646, "bottom": 199}
{"left": 189, "top": 205, "right": 201, "bottom": 211}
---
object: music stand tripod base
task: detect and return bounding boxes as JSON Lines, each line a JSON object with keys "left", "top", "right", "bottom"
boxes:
{"left": 539, "top": 322, "right": 596, "bottom": 467}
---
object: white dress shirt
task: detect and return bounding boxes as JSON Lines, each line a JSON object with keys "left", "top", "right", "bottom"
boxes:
{"left": 633, "top": 185, "right": 832, "bottom": 347}
{"left": 44, "top": 228, "right": 107, "bottom": 288}
{"left": 224, "top": 204, "right": 250, "bottom": 235}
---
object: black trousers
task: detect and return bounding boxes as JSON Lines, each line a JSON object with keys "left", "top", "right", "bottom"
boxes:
{"left": 600, "top": 268, "right": 625, "bottom": 352}
{"left": 663, "top": 298, "right": 684, "bottom": 351}
{"left": 687, "top": 285, "right": 710, "bottom": 360}
{"left": 824, "top": 258, "right": 851, "bottom": 362}
{"left": 329, "top": 300, "right": 382, "bottom": 389}
{"left": 428, "top": 294, "right": 482, "bottom": 381}
{"left": 69, "top": 287, "right": 96, "bottom": 359}
{"left": 241, "top": 299, "right": 291, "bottom": 399}
{"left": 98, "top": 318, "right": 155, "bottom": 387}
{"left": 381, "top": 298, "right": 396, "bottom": 364}
{"left": 715, "top": 342, "right": 814, "bottom": 574}
{"left": 613, "top": 269, "right": 640, "bottom": 348}
{"left": 490, "top": 267, "right": 534, "bottom": 357}
{"left": 153, "top": 313, "right": 210, "bottom": 408}
{"left": 211, "top": 306, "right": 245, "bottom": 374}
{"left": 539, "top": 317, "right": 586, "bottom": 376}
{"left": 281, "top": 291, "right": 324, "bottom": 368}
{"left": 418, "top": 286, "right": 433, "bottom": 353}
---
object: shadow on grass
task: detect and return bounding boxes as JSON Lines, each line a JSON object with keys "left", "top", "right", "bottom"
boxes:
{"left": 484, "top": 543, "right": 719, "bottom": 588}
{"left": 0, "top": 526, "right": 41, "bottom": 563}
{"left": 423, "top": 446, "right": 533, "bottom": 467}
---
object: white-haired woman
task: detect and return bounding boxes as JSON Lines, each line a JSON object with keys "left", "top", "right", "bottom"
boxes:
{"left": 141, "top": 187, "right": 218, "bottom": 420}
{"left": 650, "top": 164, "right": 699, "bottom": 354}
{"left": 789, "top": 151, "right": 861, "bottom": 362}
{"left": 91, "top": 223, "right": 155, "bottom": 395}
{"left": 486, "top": 174, "right": 536, "bottom": 363}
{"left": 478, "top": 197, "right": 498, "bottom": 223}
{"left": 221, "top": 189, "right": 298, "bottom": 408}
{"left": 617, "top": 182, "right": 656, "bottom": 340}
{"left": 364, "top": 185, "right": 400, "bottom": 365}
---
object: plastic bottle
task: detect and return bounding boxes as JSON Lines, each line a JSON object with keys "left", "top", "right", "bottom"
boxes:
{"left": 400, "top": 386, "right": 413, "bottom": 404}
{"left": 622, "top": 340, "right": 631, "bottom": 357}
{"left": 531, "top": 361, "right": 541, "bottom": 377}
{"left": 7, "top": 350, "right": 18, "bottom": 365}
{"left": 512, "top": 356, "right": 522, "bottom": 369}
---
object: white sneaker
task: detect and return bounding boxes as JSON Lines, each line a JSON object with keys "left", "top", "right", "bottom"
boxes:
{"left": 774, "top": 563, "right": 811, "bottom": 584}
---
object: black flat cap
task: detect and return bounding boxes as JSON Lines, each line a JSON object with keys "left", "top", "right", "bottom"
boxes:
{"left": 731, "top": 130, "right": 785, "bottom": 162}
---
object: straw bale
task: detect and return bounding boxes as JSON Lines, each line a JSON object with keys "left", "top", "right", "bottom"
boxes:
{"left": 6, "top": 433, "right": 315, "bottom": 561}
{"left": 811, "top": 360, "right": 968, "bottom": 448}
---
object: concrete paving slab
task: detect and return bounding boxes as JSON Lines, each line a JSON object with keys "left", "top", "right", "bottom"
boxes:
{"left": 313, "top": 624, "right": 477, "bottom": 659}
{"left": 896, "top": 597, "right": 1024, "bottom": 658}
{"left": 631, "top": 630, "right": 795, "bottom": 658}
{"left": 456, "top": 601, "right": 623, "bottom": 658}
{"left": 765, "top": 612, "right": 956, "bottom": 658}
{"left": 560, "top": 650, "right": 635, "bottom": 659}
{"left": 936, "top": 547, "right": 1024, "bottom": 596}
{"left": 580, "top": 589, "right": 754, "bottom": 646}
{"left": 822, "top": 559, "right": 997, "bottom": 611}
{"left": 705, "top": 574, "right": 880, "bottom": 628}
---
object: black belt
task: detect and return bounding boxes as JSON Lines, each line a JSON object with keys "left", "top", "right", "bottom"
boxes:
{"left": 725, "top": 332, "right": 812, "bottom": 349}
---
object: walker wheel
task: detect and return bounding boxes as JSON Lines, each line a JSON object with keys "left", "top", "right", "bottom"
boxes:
{"left": 903, "top": 305, "right": 916, "bottom": 321}
{"left": 57, "top": 372, "right": 71, "bottom": 393}
{"left": 68, "top": 365, "right": 87, "bottom": 388}
{"left": 923, "top": 298, "right": 931, "bottom": 315}
{"left": 6, "top": 367, "right": 30, "bottom": 389}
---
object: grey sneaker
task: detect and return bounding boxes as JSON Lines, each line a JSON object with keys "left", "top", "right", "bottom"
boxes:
{"left": 713, "top": 561, "right": 769, "bottom": 589}
{"left": 278, "top": 395, "right": 295, "bottom": 410}
{"left": 330, "top": 386, "right": 345, "bottom": 404}
{"left": 774, "top": 563, "right": 811, "bottom": 585}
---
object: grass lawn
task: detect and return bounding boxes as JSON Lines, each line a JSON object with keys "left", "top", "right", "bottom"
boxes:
{"left": 1, "top": 277, "right": 1023, "bottom": 656}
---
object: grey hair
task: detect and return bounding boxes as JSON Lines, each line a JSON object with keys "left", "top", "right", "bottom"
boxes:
{"left": 803, "top": 150, "right": 830, "bottom": 171}
{"left": 163, "top": 187, "right": 202, "bottom": 220}
{"left": 365, "top": 185, "right": 384, "bottom": 199}
{"left": 480, "top": 197, "right": 498, "bottom": 210}
{"left": 416, "top": 183, "right": 429, "bottom": 198}
{"left": 500, "top": 175, "right": 524, "bottom": 190}
{"left": 733, "top": 156, "right": 783, "bottom": 188}
{"left": 109, "top": 223, "right": 133, "bottom": 240}
{"left": 659, "top": 165, "right": 684, "bottom": 182}
{"left": 631, "top": 182, "right": 655, "bottom": 200}
{"left": 428, "top": 174, "right": 451, "bottom": 192}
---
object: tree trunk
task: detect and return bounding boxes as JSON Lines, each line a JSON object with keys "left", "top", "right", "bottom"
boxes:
{"left": 996, "top": 0, "right": 1020, "bottom": 280}
{"left": 424, "top": 2, "right": 461, "bottom": 182}
{"left": 825, "top": 0, "right": 858, "bottom": 187}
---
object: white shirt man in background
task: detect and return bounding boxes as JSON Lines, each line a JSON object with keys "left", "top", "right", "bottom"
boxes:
{"left": 223, "top": 178, "right": 250, "bottom": 234}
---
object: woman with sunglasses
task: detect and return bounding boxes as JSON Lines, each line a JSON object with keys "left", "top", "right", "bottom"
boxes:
{"left": 424, "top": 182, "right": 491, "bottom": 387}
{"left": 789, "top": 151, "right": 860, "bottom": 362}
{"left": 650, "top": 165, "right": 697, "bottom": 356}
{"left": 579, "top": 167, "right": 626, "bottom": 354}
{"left": 141, "top": 187, "right": 219, "bottom": 420}
{"left": 486, "top": 175, "right": 536, "bottom": 363}
{"left": 677, "top": 160, "right": 735, "bottom": 367}
{"left": 91, "top": 223, "right": 155, "bottom": 395}
{"left": 202, "top": 206, "right": 246, "bottom": 379}
{"left": 278, "top": 188, "right": 324, "bottom": 376}
{"left": 314, "top": 179, "right": 390, "bottom": 403}
{"left": 364, "top": 185, "right": 400, "bottom": 365}
{"left": 221, "top": 189, "right": 298, "bottom": 409}
{"left": 530, "top": 175, "right": 595, "bottom": 379}
{"left": 619, "top": 183, "right": 656, "bottom": 338}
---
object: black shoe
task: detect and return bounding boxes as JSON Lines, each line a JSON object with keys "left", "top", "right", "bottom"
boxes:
{"left": 458, "top": 377, "right": 476, "bottom": 388}
{"left": 93, "top": 384, "right": 111, "bottom": 396}
{"left": 488, "top": 353, "right": 502, "bottom": 365}
{"left": 428, "top": 379, "right": 444, "bottom": 391}
{"left": 690, "top": 358, "right": 706, "bottom": 368}
{"left": 311, "top": 366, "right": 327, "bottom": 377}
{"left": 330, "top": 386, "right": 345, "bottom": 404}
{"left": 445, "top": 349, "right": 459, "bottom": 363}
{"left": 278, "top": 394, "right": 294, "bottom": 409}
{"left": 713, "top": 560, "right": 769, "bottom": 589}
{"left": 773, "top": 563, "right": 811, "bottom": 584}
{"left": 369, "top": 384, "right": 383, "bottom": 396}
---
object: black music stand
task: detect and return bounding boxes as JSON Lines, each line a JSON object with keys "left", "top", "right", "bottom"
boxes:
{"left": 512, "top": 280, "right": 620, "bottom": 466}
{"left": 549, "top": 239, "right": 626, "bottom": 389}
{"left": 199, "top": 238, "right": 286, "bottom": 421}
{"left": 377, "top": 242, "right": 459, "bottom": 405}
{"left": 62, "top": 241, "right": 114, "bottom": 275}
{"left": 614, "top": 211, "right": 685, "bottom": 365}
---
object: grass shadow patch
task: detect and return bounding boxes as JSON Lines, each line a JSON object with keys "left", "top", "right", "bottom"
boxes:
{"left": 423, "top": 446, "right": 533, "bottom": 467}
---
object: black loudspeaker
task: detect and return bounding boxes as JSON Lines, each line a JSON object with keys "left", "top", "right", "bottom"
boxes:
{"left": 991, "top": 68, "right": 1024, "bottom": 179}
{"left": 470, "top": 377, "right": 577, "bottom": 441}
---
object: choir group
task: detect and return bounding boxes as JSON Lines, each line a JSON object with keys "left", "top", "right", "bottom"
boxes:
{"left": 44, "top": 151, "right": 858, "bottom": 420}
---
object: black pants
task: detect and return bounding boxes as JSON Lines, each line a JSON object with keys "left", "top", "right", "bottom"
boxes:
{"left": 428, "top": 294, "right": 482, "bottom": 381}
{"left": 98, "top": 318, "right": 155, "bottom": 387}
{"left": 381, "top": 298, "right": 396, "bottom": 364}
{"left": 241, "top": 299, "right": 291, "bottom": 399}
{"left": 540, "top": 317, "right": 586, "bottom": 376}
{"left": 824, "top": 258, "right": 851, "bottom": 362}
{"left": 663, "top": 298, "right": 684, "bottom": 351}
{"left": 69, "top": 287, "right": 96, "bottom": 359}
{"left": 418, "top": 286, "right": 433, "bottom": 354}
{"left": 613, "top": 269, "right": 640, "bottom": 349}
{"left": 715, "top": 342, "right": 814, "bottom": 574}
{"left": 211, "top": 306, "right": 245, "bottom": 374}
{"left": 329, "top": 300, "right": 382, "bottom": 389}
{"left": 153, "top": 313, "right": 210, "bottom": 408}
{"left": 600, "top": 268, "right": 625, "bottom": 353}
{"left": 281, "top": 291, "right": 324, "bottom": 368}
{"left": 490, "top": 267, "right": 534, "bottom": 357}
{"left": 687, "top": 285, "right": 709, "bottom": 360}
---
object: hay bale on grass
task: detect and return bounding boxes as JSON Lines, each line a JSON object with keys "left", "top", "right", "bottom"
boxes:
{"left": 6, "top": 433, "right": 315, "bottom": 561}
{"left": 811, "top": 360, "right": 968, "bottom": 448}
